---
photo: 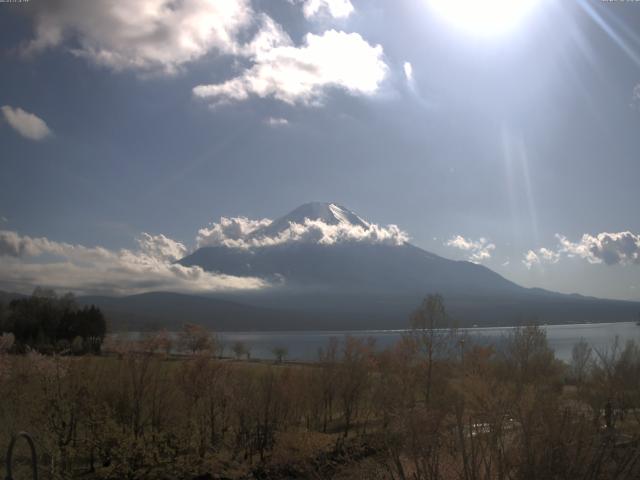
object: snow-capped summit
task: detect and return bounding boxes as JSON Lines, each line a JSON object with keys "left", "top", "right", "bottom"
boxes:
{"left": 194, "top": 202, "right": 407, "bottom": 249}
{"left": 251, "top": 202, "right": 369, "bottom": 239}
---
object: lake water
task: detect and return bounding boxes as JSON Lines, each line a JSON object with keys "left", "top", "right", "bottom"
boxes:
{"left": 212, "top": 322, "right": 640, "bottom": 363}
{"left": 115, "top": 322, "right": 640, "bottom": 363}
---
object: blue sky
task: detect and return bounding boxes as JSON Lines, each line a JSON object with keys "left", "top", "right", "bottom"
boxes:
{"left": 1, "top": 0, "right": 640, "bottom": 299}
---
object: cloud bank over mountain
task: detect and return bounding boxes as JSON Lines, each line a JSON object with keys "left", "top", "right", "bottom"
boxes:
{"left": 0, "top": 230, "right": 266, "bottom": 296}
{"left": 195, "top": 204, "right": 408, "bottom": 249}
{"left": 196, "top": 217, "right": 273, "bottom": 249}
{"left": 0, "top": 203, "right": 409, "bottom": 295}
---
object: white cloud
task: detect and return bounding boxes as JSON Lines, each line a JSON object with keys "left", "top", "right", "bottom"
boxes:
{"left": 242, "top": 14, "right": 292, "bottom": 57}
{"left": 0, "top": 230, "right": 59, "bottom": 257}
{"left": 632, "top": 83, "right": 640, "bottom": 109}
{"left": 557, "top": 231, "right": 640, "bottom": 265}
{"left": 445, "top": 235, "right": 495, "bottom": 263}
{"left": 1, "top": 106, "right": 51, "bottom": 141}
{"left": 0, "top": 230, "right": 266, "bottom": 296}
{"left": 196, "top": 216, "right": 408, "bottom": 249}
{"left": 523, "top": 250, "right": 539, "bottom": 269}
{"left": 538, "top": 247, "right": 560, "bottom": 263}
{"left": 20, "top": 0, "right": 386, "bottom": 109}
{"left": 265, "top": 117, "right": 289, "bottom": 126}
{"left": 522, "top": 247, "right": 560, "bottom": 269}
{"left": 137, "top": 233, "right": 188, "bottom": 262}
{"left": 193, "top": 29, "right": 387, "bottom": 106}
{"left": 22, "top": 0, "right": 254, "bottom": 73}
{"left": 403, "top": 61, "right": 413, "bottom": 82}
{"left": 521, "top": 231, "right": 640, "bottom": 268}
{"left": 196, "top": 217, "right": 273, "bottom": 249}
{"left": 302, "top": 0, "right": 354, "bottom": 19}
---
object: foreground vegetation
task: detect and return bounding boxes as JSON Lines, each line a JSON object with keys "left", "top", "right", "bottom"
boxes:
{"left": 1, "top": 295, "right": 640, "bottom": 479}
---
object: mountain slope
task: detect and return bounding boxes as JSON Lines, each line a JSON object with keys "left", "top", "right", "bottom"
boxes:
{"left": 181, "top": 242, "right": 522, "bottom": 296}
{"left": 175, "top": 202, "right": 640, "bottom": 328}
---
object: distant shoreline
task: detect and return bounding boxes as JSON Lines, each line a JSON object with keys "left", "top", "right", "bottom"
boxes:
{"left": 108, "top": 322, "right": 640, "bottom": 363}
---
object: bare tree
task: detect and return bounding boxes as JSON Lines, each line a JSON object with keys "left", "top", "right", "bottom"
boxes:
{"left": 336, "top": 336, "right": 374, "bottom": 437}
{"left": 410, "top": 293, "right": 451, "bottom": 403}
{"left": 232, "top": 341, "right": 247, "bottom": 360}
{"left": 317, "top": 337, "right": 339, "bottom": 432}
{"left": 272, "top": 346, "right": 288, "bottom": 363}
{"left": 179, "top": 323, "right": 214, "bottom": 355}
{"left": 570, "top": 338, "right": 592, "bottom": 385}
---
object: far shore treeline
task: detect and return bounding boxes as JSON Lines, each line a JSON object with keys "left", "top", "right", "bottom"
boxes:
{"left": 0, "top": 288, "right": 106, "bottom": 354}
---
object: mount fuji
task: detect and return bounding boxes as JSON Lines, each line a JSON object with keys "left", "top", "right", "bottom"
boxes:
{"left": 157, "top": 202, "right": 640, "bottom": 330}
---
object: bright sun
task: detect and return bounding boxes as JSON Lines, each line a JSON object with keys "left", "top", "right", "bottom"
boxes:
{"left": 428, "top": 0, "right": 540, "bottom": 36}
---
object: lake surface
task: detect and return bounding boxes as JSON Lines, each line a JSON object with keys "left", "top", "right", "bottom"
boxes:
{"left": 213, "top": 322, "right": 640, "bottom": 363}
{"left": 115, "top": 322, "right": 640, "bottom": 363}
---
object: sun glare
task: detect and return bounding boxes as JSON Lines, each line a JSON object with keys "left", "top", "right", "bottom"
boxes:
{"left": 427, "top": 0, "right": 540, "bottom": 36}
